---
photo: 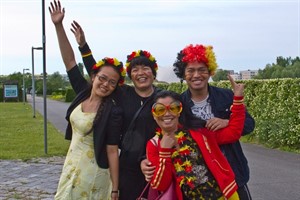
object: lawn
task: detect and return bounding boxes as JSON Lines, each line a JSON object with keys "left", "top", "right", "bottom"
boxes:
{"left": 0, "top": 102, "right": 69, "bottom": 160}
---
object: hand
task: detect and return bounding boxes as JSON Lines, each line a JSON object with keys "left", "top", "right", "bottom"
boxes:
{"left": 160, "top": 134, "right": 177, "bottom": 149}
{"left": 228, "top": 74, "right": 244, "bottom": 96}
{"left": 206, "top": 118, "right": 229, "bottom": 131}
{"left": 111, "top": 191, "right": 119, "bottom": 200}
{"left": 49, "top": 0, "right": 65, "bottom": 25}
{"left": 141, "top": 159, "right": 156, "bottom": 182}
{"left": 70, "top": 20, "right": 87, "bottom": 48}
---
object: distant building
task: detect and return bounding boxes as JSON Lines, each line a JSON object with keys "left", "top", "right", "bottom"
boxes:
{"left": 222, "top": 69, "right": 258, "bottom": 80}
{"left": 231, "top": 73, "right": 241, "bottom": 80}
{"left": 240, "top": 70, "right": 259, "bottom": 80}
{"left": 227, "top": 70, "right": 235, "bottom": 75}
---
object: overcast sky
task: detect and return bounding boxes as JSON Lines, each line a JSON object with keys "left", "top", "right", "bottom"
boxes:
{"left": 1, "top": 0, "right": 299, "bottom": 82}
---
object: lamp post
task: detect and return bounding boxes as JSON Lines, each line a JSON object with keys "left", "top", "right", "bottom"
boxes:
{"left": 42, "top": 0, "right": 48, "bottom": 154}
{"left": 22, "top": 68, "right": 29, "bottom": 105}
{"left": 31, "top": 46, "right": 43, "bottom": 118}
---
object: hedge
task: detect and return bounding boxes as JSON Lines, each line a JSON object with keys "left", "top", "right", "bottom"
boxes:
{"left": 65, "top": 88, "right": 76, "bottom": 102}
{"left": 155, "top": 78, "right": 300, "bottom": 151}
{"left": 61, "top": 78, "right": 300, "bottom": 151}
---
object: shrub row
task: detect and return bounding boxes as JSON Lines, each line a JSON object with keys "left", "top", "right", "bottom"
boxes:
{"left": 54, "top": 78, "right": 300, "bottom": 151}
{"left": 155, "top": 78, "right": 300, "bottom": 151}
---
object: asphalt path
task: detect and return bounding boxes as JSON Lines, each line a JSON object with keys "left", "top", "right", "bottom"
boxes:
{"left": 27, "top": 95, "right": 70, "bottom": 133}
{"left": 27, "top": 95, "right": 300, "bottom": 200}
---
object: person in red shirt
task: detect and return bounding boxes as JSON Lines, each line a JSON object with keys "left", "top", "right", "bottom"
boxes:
{"left": 146, "top": 75, "right": 245, "bottom": 200}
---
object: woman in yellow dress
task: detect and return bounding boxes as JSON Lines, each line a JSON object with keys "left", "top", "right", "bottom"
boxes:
{"left": 49, "top": 1, "right": 125, "bottom": 199}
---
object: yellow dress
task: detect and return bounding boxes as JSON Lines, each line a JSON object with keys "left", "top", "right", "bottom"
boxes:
{"left": 55, "top": 104, "right": 112, "bottom": 200}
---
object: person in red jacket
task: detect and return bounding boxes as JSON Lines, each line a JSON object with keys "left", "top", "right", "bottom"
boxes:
{"left": 146, "top": 75, "right": 245, "bottom": 200}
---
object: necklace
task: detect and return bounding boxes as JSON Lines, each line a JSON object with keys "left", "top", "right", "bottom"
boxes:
{"left": 155, "top": 128, "right": 222, "bottom": 199}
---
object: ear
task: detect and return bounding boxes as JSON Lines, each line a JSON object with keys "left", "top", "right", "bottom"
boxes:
{"left": 91, "top": 74, "right": 96, "bottom": 82}
{"left": 152, "top": 113, "right": 158, "bottom": 121}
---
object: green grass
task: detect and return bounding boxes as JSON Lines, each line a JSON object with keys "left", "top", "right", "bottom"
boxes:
{"left": 0, "top": 102, "right": 70, "bottom": 160}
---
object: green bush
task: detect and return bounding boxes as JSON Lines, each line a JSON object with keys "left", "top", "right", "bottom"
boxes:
{"left": 65, "top": 88, "right": 76, "bottom": 102}
{"left": 211, "top": 78, "right": 300, "bottom": 151}
{"left": 150, "top": 79, "right": 300, "bottom": 151}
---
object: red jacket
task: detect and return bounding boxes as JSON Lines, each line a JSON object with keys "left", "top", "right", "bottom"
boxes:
{"left": 146, "top": 99, "right": 245, "bottom": 199}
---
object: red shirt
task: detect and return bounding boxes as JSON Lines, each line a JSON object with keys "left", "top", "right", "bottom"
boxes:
{"left": 146, "top": 98, "right": 245, "bottom": 199}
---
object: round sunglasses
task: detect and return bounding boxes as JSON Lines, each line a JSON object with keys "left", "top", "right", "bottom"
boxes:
{"left": 152, "top": 101, "right": 182, "bottom": 117}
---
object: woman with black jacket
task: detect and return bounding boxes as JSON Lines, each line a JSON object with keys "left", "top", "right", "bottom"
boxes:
{"left": 49, "top": 1, "right": 125, "bottom": 199}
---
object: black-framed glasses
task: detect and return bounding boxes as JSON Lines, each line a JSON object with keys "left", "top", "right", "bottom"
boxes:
{"left": 152, "top": 101, "right": 182, "bottom": 117}
{"left": 96, "top": 75, "right": 117, "bottom": 87}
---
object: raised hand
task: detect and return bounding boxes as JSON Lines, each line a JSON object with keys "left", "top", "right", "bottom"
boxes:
{"left": 228, "top": 74, "right": 244, "bottom": 97}
{"left": 71, "top": 20, "right": 87, "bottom": 47}
{"left": 48, "top": 0, "right": 76, "bottom": 71}
{"left": 49, "top": 0, "right": 64, "bottom": 25}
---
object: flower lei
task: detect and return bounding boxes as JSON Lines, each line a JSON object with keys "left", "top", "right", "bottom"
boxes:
{"left": 92, "top": 57, "right": 126, "bottom": 85}
{"left": 155, "top": 128, "right": 203, "bottom": 198}
{"left": 125, "top": 50, "right": 158, "bottom": 73}
{"left": 182, "top": 44, "right": 218, "bottom": 75}
{"left": 155, "top": 128, "right": 197, "bottom": 188}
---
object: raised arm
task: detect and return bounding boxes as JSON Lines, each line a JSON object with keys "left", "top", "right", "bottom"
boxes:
{"left": 49, "top": 0, "right": 87, "bottom": 94}
{"left": 49, "top": 0, "right": 76, "bottom": 71}
{"left": 214, "top": 75, "right": 246, "bottom": 144}
{"left": 229, "top": 74, "right": 255, "bottom": 135}
{"left": 70, "top": 21, "right": 96, "bottom": 76}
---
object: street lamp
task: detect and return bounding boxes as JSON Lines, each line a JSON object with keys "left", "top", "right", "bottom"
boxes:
{"left": 23, "top": 68, "right": 30, "bottom": 105}
{"left": 32, "top": 46, "right": 43, "bottom": 118}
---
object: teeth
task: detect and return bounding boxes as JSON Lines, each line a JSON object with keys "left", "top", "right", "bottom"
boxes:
{"left": 138, "top": 78, "right": 146, "bottom": 82}
{"left": 163, "top": 119, "right": 172, "bottom": 122}
{"left": 100, "top": 87, "right": 107, "bottom": 93}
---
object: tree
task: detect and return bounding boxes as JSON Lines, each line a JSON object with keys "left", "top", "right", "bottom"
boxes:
{"left": 47, "top": 71, "right": 66, "bottom": 95}
{"left": 254, "top": 57, "right": 300, "bottom": 79}
{"left": 78, "top": 63, "right": 84, "bottom": 76}
{"left": 212, "top": 69, "right": 228, "bottom": 81}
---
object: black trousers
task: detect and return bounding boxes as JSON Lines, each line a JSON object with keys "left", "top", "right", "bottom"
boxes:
{"left": 119, "top": 168, "right": 148, "bottom": 200}
{"left": 237, "top": 184, "right": 252, "bottom": 200}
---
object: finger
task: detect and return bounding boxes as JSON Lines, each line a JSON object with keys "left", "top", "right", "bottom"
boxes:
{"left": 205, "top": 119, "right": 214, "bottom": 129}
{"left": 73, "top": 20, "right": 80, "bottom": 28}
{"left": 54, "top": 0, "right": 58, "bottom": 9}
{"left": 48, "top": 6, "right": 52, "bottom": 14}
{"left": 49, "top": 2, "right": 54, "bottom": 13}
{"left": 57, "top": 0, "right": 61, "bottom": 10}
{"left": 206, "top": 122, "right": 213, "bottom": 130}
{"left": 70, "top": 28, "right": 75, "bottom": 34}
{"left": 210, "top": 124, "right": 219, "bottom": 132}
{"left": 71, "top": 23, "right": 77, "bottom": 31}
{"left": 227, "top": 74, "right": 235, "bottom": 87}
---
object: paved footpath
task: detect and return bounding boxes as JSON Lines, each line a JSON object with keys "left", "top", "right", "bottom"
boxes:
{"left": 0, "top": 156, "right": 65, "bottom": 200}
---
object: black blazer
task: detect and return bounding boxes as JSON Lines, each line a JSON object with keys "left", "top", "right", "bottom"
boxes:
{"left": 65, "top": 66, "right": 123, "bottom": 168}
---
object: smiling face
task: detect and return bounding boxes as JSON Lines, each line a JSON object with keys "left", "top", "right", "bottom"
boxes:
{"left": 152, "top": 96, "right": 181, "bottom": 134}
{"left": 130, "top": 65, "right": 155, "bottom": 91}
{"left": 91, "top": 65, "right": 120, "bottom": 98}
{"left": 184, "top": 62, "right": 211, "bottom": 92}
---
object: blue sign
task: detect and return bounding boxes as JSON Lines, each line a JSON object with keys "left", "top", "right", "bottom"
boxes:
{"left": 4, "top": 85, "right": 18, "bottom": 98}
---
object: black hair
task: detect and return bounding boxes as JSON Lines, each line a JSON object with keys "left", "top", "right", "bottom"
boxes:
{"left": 90, "top": 64, "right": 123, "bottom": 85}
{"left": 173, "top": 50, "right": 186, "bottom": 81}
{"left": 84, "top": 65, "right": 120, "bottom": 135}
{"left": 127, "top": 56, "right": 157, "bottom": 79}
{"left": 153, "top": 90, "right": 181, "bottom": 104}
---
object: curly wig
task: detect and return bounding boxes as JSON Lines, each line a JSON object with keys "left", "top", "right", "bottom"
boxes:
{"left": 173, "top": 44, "right": 218, "bottom": 79}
